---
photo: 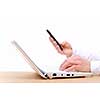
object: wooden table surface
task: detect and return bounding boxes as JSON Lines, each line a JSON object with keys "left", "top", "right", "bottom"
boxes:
{"left": 0, "top": 71, "right": 100, "bottom": 83}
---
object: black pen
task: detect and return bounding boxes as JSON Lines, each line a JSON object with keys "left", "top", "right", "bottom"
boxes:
{"left": 46, "top": 29, "right": 63, "bottom": 51}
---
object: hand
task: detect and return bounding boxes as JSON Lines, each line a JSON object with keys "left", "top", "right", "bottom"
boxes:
{"left": 59, "top": 55, "right": 91, "bottom": 72}
{"left": 49, "top": 37, "right": 72, "bottom": 57}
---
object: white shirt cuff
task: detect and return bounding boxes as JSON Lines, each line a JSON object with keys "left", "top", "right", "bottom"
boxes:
{"left": 72, "top": 46, "right": 100, "bottom": 60}
{"left": 91, "top": 61, "right": 100, "bottom": 72}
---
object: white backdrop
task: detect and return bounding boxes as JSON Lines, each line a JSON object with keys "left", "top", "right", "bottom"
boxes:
{"left": 1, "top": 1, "right": 100, "bottom": 100}
{"left": 0, "top": 16, "right": 100, "bottom": 71}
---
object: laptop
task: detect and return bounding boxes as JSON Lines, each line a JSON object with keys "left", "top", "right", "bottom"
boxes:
{"left": 11, "top": 41, "right": 93, "bottom": 79}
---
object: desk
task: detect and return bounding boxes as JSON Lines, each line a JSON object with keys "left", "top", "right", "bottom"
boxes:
{"left": 0, "top": 71, "right": 100, "bottom": 83}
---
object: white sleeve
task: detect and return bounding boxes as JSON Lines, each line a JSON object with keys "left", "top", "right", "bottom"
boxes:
{"left": 72, "top": 47, "right": 100, "bottom": 72}
{"left": 72, "top": 46, "right": 100, "bottom": 60}
{"left": 72, "top": 47, "right": 93, "bottom": 60}
{"left": 90, "top": 61, "right": 100, "bottom": 72}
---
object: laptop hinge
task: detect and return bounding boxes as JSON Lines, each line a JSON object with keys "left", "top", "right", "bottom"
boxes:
{"left": 44, "top": 73, "right": 49, "bottom": 79}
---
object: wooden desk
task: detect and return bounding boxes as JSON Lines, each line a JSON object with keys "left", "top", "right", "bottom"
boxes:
{"left": 0, "top": 71, "right": 100, "bottom": 83}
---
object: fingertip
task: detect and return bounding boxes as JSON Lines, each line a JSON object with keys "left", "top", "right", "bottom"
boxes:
{"left": 59, "top": 67, "right": 63, "bottom": 71}
{"left": 57, "top": 47, "right": 63, "bottom": 53}
{"left": 49, "top": 37, "right": 55, "bottom": 45}
{"left": 64, "top": 69, "right": 69, "bottom": 72}
{"left": 62, "top": 41, "right": 67, "bottom": 45}
{"left": 49, "top": 37, "right": 52, "bottom": 41}
{"left": 59, "top": 65, "right": 62, "bottom": 70}
{"left": 59, "top": 65, "right": 65, "bottom": 71}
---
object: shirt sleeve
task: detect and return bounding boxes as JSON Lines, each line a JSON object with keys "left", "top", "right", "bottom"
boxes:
{"left": 72, "top": 47, "right": 100, "bottom": 72}
{"left": 72, "top": 46, "right": 93, "bottom": 60}
{"left": 72, "top": 46, "right": 100, "bottom": 60}
{"left": 90, "top": 60, "right": 100, "bottom": 72}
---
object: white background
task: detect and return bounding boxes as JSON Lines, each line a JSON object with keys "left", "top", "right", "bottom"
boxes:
{"left": 0, "top": 0, "right": 100, "bottom": 100}
{"left": 1, "top": 16, "right": 100, "bottom": 71}
{"left": 0, "top": 0, "right": 100, "bottom": 72}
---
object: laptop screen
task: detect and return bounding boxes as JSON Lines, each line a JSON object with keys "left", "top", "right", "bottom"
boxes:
{"left": 11, "top": 41, "right": 47, "bottom": 78}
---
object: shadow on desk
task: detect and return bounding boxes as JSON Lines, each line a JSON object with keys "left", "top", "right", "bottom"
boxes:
{"left": 0, "top": 71, "right": 100, "bottom": 83}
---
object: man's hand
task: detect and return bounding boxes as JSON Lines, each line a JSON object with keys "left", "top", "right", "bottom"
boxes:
{"left": 49, "top": 37, "right": 72, "bottom": 57}
{"left": 59, "top": 55, "right": 91, "bottom": 72}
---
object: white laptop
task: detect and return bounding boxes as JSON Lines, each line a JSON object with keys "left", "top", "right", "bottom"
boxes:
{"left": 11, "top": 41, "right": 93, "bottom": 79}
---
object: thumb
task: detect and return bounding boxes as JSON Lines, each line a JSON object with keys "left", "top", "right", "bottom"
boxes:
{"left": 61, "top": 41, "right": 72, "bottom": 49}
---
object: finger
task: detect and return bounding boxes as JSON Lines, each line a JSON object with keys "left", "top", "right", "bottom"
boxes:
{"left": 56, "top": 45, "right": 64, "bottom": 54}
{"left": 64, "top": 65, "right": 76, "bottom": 72}
{"left": 61, "top": 41, "right": 72, "bottom": 49}
{"left": 49, "top": 37, "right": 57, "bottom": 45}
{"left": 67, "top": 55, "right": 81, "bottom": 63}
{"left": 67, "top": 58, "right": 81, "bottom": 65}
{"left": 59, "top": 60, "right": 72, "bottom": 71}
{"left": 49, "top": 37, "right": 64, "bottom": 54}
{"left": 68, "top": 55, "right": 81, "bottom": 60}
{"left": 49, "top": 37, "right": 57, "bottom": 47}
{"left": 59, "top": 57, "right": 81, "bottom": 71}
{"left": 49, "top": 37, "right": 60, "bottom": 49}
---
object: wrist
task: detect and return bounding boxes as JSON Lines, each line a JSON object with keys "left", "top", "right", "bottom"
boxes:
{"left": 66, "top": 49, "right": 73, "bottom": 57}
